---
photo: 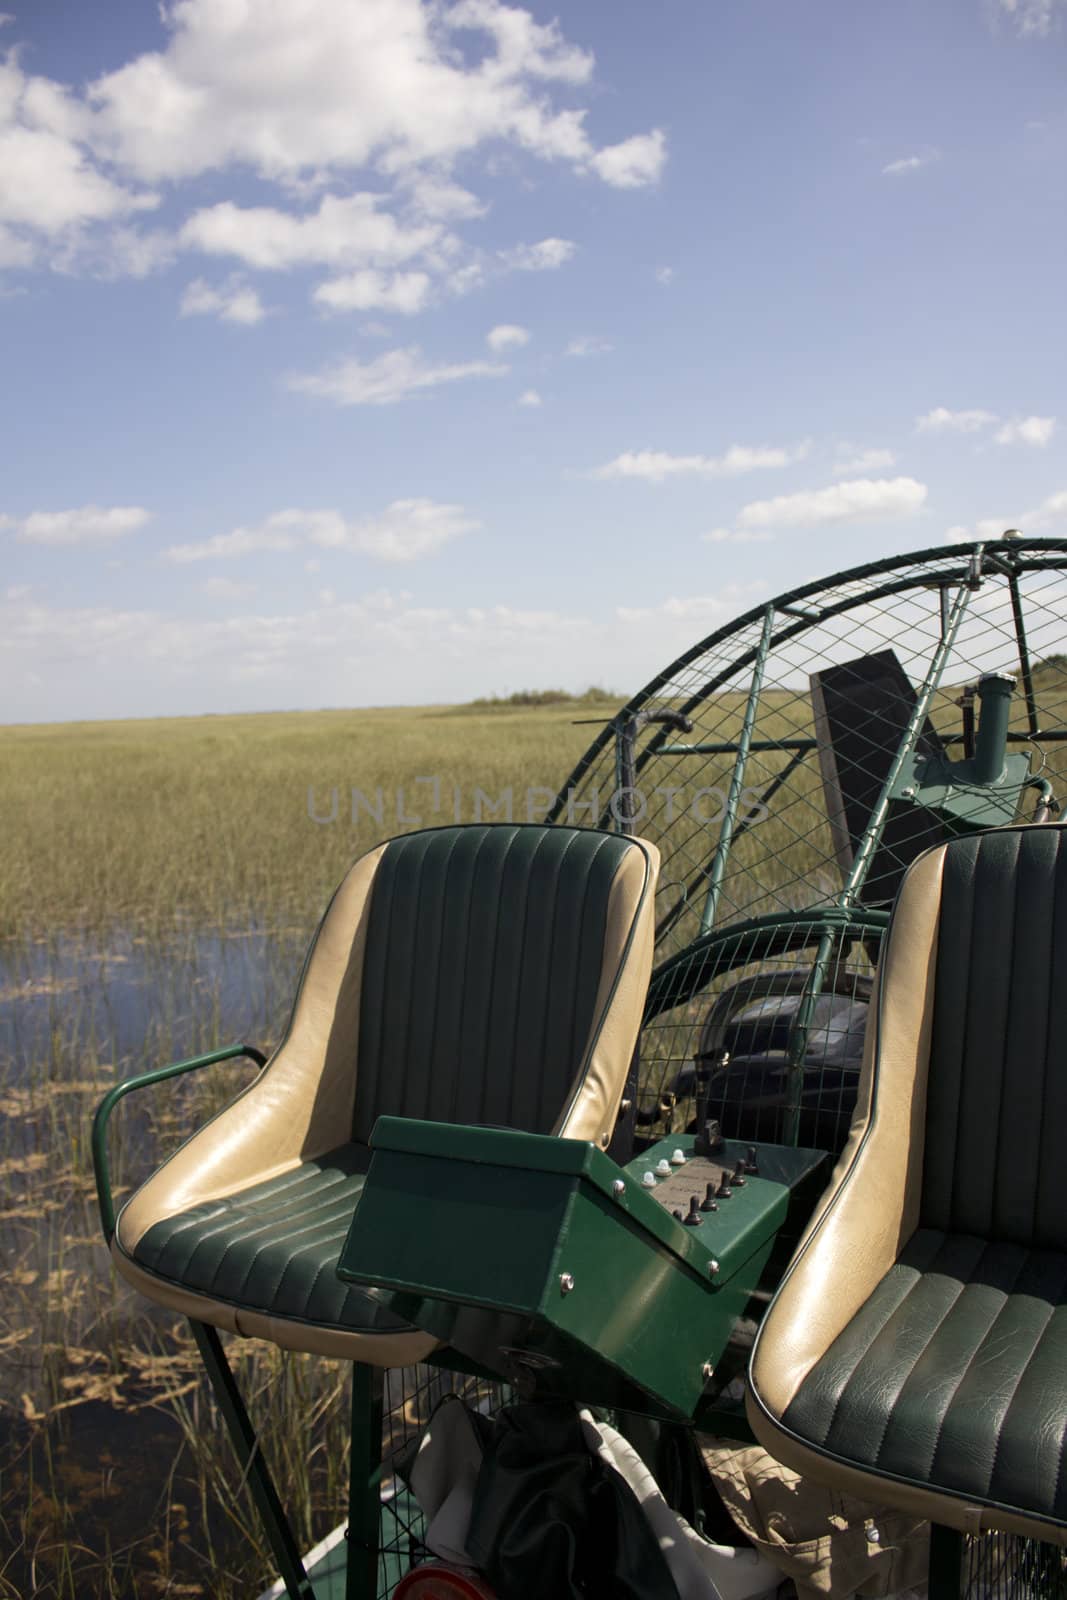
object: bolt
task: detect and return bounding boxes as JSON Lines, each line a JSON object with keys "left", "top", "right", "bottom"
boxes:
{"left": 559, "top": 1272, "right": 575, "bottom": 1295}
{"left": 612, "top": 1179, "right": 625, "bottom": 1196}
{"left": 901, "top": 785, "right": 916, "bottom": 799}
{"left": 707, "top": 1258, "right": 721, "bottom": 1278}
{"left": 702, "top": 1362, "right": 715, "bottom": 1381}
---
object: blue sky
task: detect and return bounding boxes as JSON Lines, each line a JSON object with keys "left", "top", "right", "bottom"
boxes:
{"left": 2, "top": 0, "right": 1065, "bottom": 722}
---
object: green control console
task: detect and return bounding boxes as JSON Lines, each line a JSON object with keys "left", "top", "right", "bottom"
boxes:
{"left": 338, "top": 1118, "right": 827, "bottom": 1420}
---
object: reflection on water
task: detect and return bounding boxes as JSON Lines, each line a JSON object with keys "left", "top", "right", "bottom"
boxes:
{"left": 0, "top": 922, "right": 309, "bottom": 1082}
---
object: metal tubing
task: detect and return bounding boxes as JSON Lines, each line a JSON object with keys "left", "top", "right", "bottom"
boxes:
{"left": 654, "top": 748, "right": 810, "bottom": 942}
{"left": 1009, "top": 570, "right": 1041, "bottom": 738}
{"left": 839, "top": 559, "right": 980, "bottom": 907}
{"left": 781, "top": 926, "right": 836, "bottom": 1149}
{"left": 92, "top": 1044, "right": 267, "bottom": 1243}
{"left": 346, "top": 1363, "right": 385, "bottom": 1600}
{"left": 699, "top": 606, "right": 775, "bottom": 935}
{"left": 973, "top": 673, "right": 1015, "bottom": 784}
{"left": 190, "top": 1320, "right": 315, "bottom": 1600}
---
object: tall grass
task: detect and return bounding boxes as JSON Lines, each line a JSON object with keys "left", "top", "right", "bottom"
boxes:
{"left": 0, "top": 697, "right": 620, "bottom": 1597}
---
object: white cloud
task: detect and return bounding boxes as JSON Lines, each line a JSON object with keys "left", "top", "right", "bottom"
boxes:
{"left": 517, "top": 388, "right": 542, "bottom": 407}
{"left": 202, "top": 575, "right": 256, "bottom": 600}
{"left": 180, "top": 194, "right": 439, "bottom": 271}
{"left": 288, "top": 345, "right": 507, "bottom": 406}
{"left": 166, "top": 499, "right": 477, "bottom": 565}
{"left": 402, "top": 178, "right": 486, "bottom": 221}
{"left": 313, "top": 268, "right": 431, "bottom": 314}
{"left": 165, "top": 525, "right": 299, "bottom": 563}
{"left": 297, "top": 499, "right": 477, "bottom": 561}
{"left": 735, "top": 477, "right": 928, "bottom": 532}
{"left": 8, "top": 504, "right": 151, "bottom": 544}
{"left": 0, "top": 55, "right": 157, "bottom": 246}
{"left": 882, "top": 152, "right": 938, "bottom": 176}
{"left": 997, "top": 0, "right": 1066, "bottom": 36}
{"left": 88, "top": 0, "right": 663, "bottom": 187}
{"left": 916, "top": 406, "right": 998, "bottom": 433}
{"left": 616, "top": 583, "right": 766, "bottom": 626}
{"left": 1027, "top": 489, "right": 1067, "bottom": 528}
{"left": 701, "top": 527, "right": 772, "bottom": 544}
{"left": 655, "top": 265, "right": 674, "bottom": 286}
{"left": 592, "top": 442, "right": 809, "bottom": 483}
{"left": 499, "top": 237, "right": 576, "bottom": 271}
{"left": 832, "top": 447, "right": 896, "bottom": 475}
{"left": 180, "top": 276, "right": 267, "bottom": 324}
{"left": 587, "top": 128, "right": 666, "bottom": 188}
{"left": 487, "top": 323, "right": 530, "bottom": 351}
{"left": 994, "top": 414, "right": 1056, "bottom": 447}
{"left": 565, "top": 334, "right": 613, "bottom": 357}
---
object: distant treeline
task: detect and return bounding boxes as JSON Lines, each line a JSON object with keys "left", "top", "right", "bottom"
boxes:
{"left": 468, "top": 686, "right": 618, "bottom": 708}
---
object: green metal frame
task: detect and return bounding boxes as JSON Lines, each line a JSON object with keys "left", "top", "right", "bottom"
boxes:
{"left": 92, "top": 1042, "right": 268, "bottom": 1244}
{"left": 92, "top": 1049, "right": 399, "bottom": 1600}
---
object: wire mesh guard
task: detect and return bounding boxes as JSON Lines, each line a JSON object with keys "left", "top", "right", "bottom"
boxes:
{"left": 370, "top": 539, "right": 1067, "bottom": 1598}
{"left": 548, "top": 538, "right": 1067, "bottom": 1156}
{"left": 374, "top": 1366, "right": 506, "bottom": 1600}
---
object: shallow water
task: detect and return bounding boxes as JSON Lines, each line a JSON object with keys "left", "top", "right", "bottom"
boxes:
{"left": 0, "top": 921, "right": 309, "bottom": 1084}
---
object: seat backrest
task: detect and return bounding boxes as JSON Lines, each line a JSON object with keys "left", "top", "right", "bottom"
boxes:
{"left": 922, "top": 825, "right": 1067, "bottom": 1250}
{"left": 351, "top": 824, "right": 650, "bottom": 1143}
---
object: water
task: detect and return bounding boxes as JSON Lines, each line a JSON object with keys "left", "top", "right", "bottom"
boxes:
{"left": 0, "top": 920, "right": 309, "bottom": 1083}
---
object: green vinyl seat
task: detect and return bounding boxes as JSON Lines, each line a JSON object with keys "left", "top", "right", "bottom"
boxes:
{"left": 748, "top": 824, "right": 1067, "bottom": 1543}
{"left": 112, "top": 823, "right": 659, "bottom": 1362}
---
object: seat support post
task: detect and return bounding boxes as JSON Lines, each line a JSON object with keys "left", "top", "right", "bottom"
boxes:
{"left": 189, "top": 1319, "right": 315, "bottom": 1600}
{"left": 928, "top": 1523, "right": 963, "bottom": 1598}
{"left": 346, "top": 1362, "right": 385, "bottom": 1600}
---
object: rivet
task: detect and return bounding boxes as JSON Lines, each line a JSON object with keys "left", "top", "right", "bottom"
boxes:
{"left": 702, "top": 1362, "right": 715, "bottom": 1381}
{"left": 559, "top": 1272, "right": 575, "bottom": 1295}
{"left": 708, "top": 1258, "right": 721, "bottom": 1278}
{"left": 612, "top": 1179, "right": 626, "bottom": 1197}
{"left": 902, "top": 785, "right": 916, "bottom": 799}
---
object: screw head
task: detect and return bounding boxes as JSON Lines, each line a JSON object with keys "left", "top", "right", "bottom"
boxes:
{"left": 612, "top": 1179, "right": 626, "bottom": 1196}
{"left": 702, "top": 1362, "right": 715, "bottom": 1381}
{"left": 559, "top": 1272, "right": 575, "bottom": 1295}
{"left": 707, "top": 1258, "right": 721, "bottom": 1278}
{"left": 901, "top": 785, "right": 916, "bottom": 799}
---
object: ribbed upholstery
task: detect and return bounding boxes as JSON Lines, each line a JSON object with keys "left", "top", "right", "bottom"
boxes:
{"left": 353, "top": 824, "right": 633, "bottom": 1143}
{"left": 924, "top": 828, "right": 1067, "bottom": 1249}
{"left": 783, "top": 1229, "right": 1067, "bottom": 1521}
{"left": 754, "top": 826, "right": 1067, "bottom": 1534}
{"left": 134, "top": 1146, "right": 411, "bottom": 1335}
{"left": 125, "top": 823, "right": 651, "bottom": 1340}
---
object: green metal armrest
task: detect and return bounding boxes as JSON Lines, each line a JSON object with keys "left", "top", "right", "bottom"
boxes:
{"left": 92, "top": 1043, "right": 267, "bottom": 1244}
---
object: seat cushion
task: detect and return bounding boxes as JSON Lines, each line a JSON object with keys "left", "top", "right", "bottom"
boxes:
{"left": 131, "top": 1144, "right": 413, "bottom": 1337}
{"left": 781, "top": 1228, "right": 1067, "bottom": 1527}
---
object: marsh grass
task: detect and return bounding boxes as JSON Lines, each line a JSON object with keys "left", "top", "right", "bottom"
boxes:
{"left": 4, "top": 673, "right": 1067, "bottom": 1595}
{"left": 0, "top": 699, "right": 621, "bottom": 1597}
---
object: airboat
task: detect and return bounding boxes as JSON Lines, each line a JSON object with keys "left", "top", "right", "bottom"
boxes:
{"left": 93, "top": 535, "right": 1067, "bottom": 1598}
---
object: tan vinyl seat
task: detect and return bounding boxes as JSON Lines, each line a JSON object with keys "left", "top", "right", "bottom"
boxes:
{"left": 112, "top": 823, "right": 659, "bottom": 1364}
{"left": 747, "top": 824, "right": 1067, "bottom": 1544}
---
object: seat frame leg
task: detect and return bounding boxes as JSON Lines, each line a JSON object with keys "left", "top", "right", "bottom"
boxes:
{"left": 346, "top": 1363, "right": 385, "bottom": 1600}
{"left": 189, "top": 1319, "right": 316, "bottom": 1600}
{"left": 929, "top": 1522, "right": 963, "bottom": 1598}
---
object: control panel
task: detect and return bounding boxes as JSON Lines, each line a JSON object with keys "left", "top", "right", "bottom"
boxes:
{"left": 338, "top": 1117, "right": 827, "bottom": 1421}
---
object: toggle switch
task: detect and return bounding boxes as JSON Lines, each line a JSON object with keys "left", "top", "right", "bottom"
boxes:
{"left": 744, "top": 1145, "right": 759, "bottom": 1175}
{"left": 731, "top": 1159, "right": 747, "bottom": 1187}
{"left": 683, "top": 1196, "right": 703, "bottom": 1226}
{"left": 700, "top": 1182, "right": 718, "bottom": 1213}
{"left": 716, "top": 1173, "right": 733, "bottom": 1199}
